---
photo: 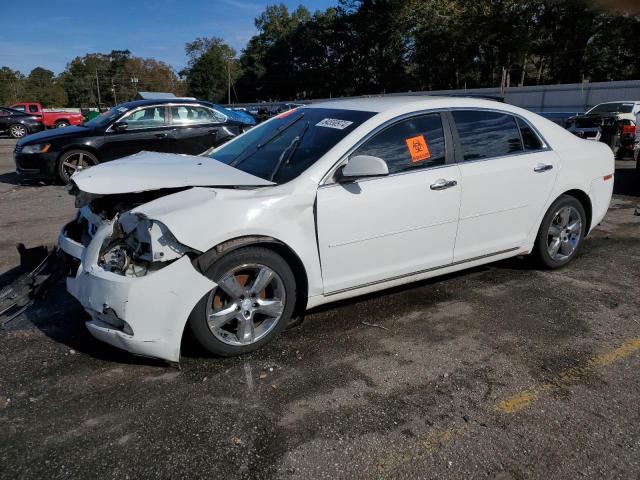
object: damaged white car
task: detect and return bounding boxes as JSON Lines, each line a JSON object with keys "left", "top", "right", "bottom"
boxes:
{"left": 58, "top": 97, "right": 614, "bottom": 362}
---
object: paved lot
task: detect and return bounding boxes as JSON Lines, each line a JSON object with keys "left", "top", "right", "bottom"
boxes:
{"left": 1, "top": 137, "right": 640, "bottom": 479}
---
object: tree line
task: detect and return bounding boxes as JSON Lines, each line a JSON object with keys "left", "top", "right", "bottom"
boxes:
{"left": 1, "top": 0, "right": 639, "bottom": 108}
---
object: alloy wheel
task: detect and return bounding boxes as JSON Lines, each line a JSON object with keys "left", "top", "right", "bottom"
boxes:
{"left": 547, "top": 206, "right": 582, "bottom": 261}
{"left": 206, "top": 263, "right": 286, "bottom": 346}
{"left": 10, "top": 125, "right": 27, "bottom": 138}
{"left": 61, "top": 152, "right": 92, "bottom": 179}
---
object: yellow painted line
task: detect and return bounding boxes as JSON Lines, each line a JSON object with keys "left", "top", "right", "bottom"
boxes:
{"left": 495, "top": 337, "right": 640, "bottom": 414}
{"left": 375, "top": 337, "right": 640, "bottom": 471}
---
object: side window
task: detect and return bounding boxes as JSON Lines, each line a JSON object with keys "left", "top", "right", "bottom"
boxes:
{"left": 171, "top": 106, "right": 224, "bottom": 125}
{"left": 13, "top": 105, "right": 25, "bottom": 112}
{"left": 353, "top": 113, "right": 446, "bottom": 174}
{"left": 28, "top": 105, "right": 39, "bottom": 113}
{"left": 517, "top": 118, "right": 544, "bottom": 151}
{"left": 123, "top": 106, "right": 166, "bottom": 129}
{"left": 452, "top": 111, "right": 523, "bottom": 161}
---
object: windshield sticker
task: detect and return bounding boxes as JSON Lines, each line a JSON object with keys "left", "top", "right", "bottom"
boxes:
{"left": 316, "top": 118, "right": 353, "bottom": 130}
{"left": 405, "top": 135, "right": 431, "bottom": 163}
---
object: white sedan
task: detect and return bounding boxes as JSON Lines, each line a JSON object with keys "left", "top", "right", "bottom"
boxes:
{"left": 58, "top": 96, "right": 614, "bottom": 362}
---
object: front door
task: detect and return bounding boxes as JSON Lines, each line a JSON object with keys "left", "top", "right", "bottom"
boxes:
{"left": 316, "top": 112, "right": 461, "bottom": 294}
{"left": 102, "top": 105, "right": 174, "bottom": 161}
{"left": 450, "top": 110, "right": 559, "bottom": 261}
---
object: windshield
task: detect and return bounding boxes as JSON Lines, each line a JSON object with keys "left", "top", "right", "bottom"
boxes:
{"left": 84, "top": 105, "right": 129, "bottom": 128}
{"left": 209, "top": 107, "right": 375, "bottom": 184}
{"left": 588, "top": 103, "right": 634, "bottom": 115}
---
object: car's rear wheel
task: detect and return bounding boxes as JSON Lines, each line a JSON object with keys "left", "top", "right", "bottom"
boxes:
{"left": 55, "top": 120, "right": 69, "bottom": 128}
{"left": 189, "top": 247, "right": 296, "bottom": 357}
{"left": 9, "top": 124, "right": 27, "bottom": 138}
{"left": 57, "top": 150, "right": 99, "bottom": 184}
{"left": 534, "top": 195, "right": 586, "bottom": 269}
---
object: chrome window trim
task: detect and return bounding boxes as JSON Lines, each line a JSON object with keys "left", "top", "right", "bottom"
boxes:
{"left": 105, "top": 104, "right": 169, "bottom": 133}
{"left": 319, "top": 107, "right": 552, "bottom": 186}
{"left": 169, "top": 104, "right": 227, "bottom": 126}
{"left": 105, "top": 102, "right": 226, "bottom": 133}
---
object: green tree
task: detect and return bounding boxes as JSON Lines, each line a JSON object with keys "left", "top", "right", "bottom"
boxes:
{"left": 0, "top": 67, "right": 25, "bottom": 105}
{"left": 181, "top": 37, "right": 237, "bottom": 102}
{"left": 23, "top": 67, "right": 67, "bottom": 106}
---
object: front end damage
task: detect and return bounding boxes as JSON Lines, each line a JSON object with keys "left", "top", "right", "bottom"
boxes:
{"left": 58, "top": 187, "right": 216, "bottom": 362}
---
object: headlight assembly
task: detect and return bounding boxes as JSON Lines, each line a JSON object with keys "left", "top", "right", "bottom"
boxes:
{"left": 21, "top": 143, "right": 51, "bottom": 154}
{"left": 99, "top": 213, "right": 193, "bottom": 277}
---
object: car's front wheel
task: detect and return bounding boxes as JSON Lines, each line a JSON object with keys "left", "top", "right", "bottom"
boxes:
{"left": 57, "top": 150, "right": 99, "bottom": 184}
{"left": 189, "top": 247, "right": 297, "bottom": 357}
{"left": 534, "top": 195, "right": 586, "bottom": 269}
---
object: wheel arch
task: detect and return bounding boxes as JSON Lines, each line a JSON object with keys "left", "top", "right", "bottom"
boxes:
{"left": 192, "top": 235, "right": 309, "bottom": 316}
{"left": 560, "top": 188, "right": 593, "bottom": 233}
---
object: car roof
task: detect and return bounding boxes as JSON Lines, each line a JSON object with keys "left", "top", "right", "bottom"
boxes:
{"left": 115, "top": 98, "right": 205, "bottom": 109}
{"left": 305, "top": 95, "right": 506, "bottom": 113}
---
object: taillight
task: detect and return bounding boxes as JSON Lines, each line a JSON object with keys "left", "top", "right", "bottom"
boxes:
{"left": 622, "top": 125, "right": 636, "bottom": 136}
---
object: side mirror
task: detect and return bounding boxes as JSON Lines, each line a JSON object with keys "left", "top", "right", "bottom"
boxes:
{"left": 337, "top": 155, "right": 389, "bottom": 182}
{"left": 113, "top": 122, "right": 128, "bottom": 132}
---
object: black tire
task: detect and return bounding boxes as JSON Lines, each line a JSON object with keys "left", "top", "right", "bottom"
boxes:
{"left": 189, "top": 247, "right": 297, "bottom": 357}
{"left": 533, "top": 195, "right": 587, "bottom": 269}
{"left": 9, "top": 124, "right": 27, "bottom": 139}
{"left": 55, "top": 120, "right": 69, "bottom": 128}
{"left": 57, "top": 149, "right": 99, "bottom": 184}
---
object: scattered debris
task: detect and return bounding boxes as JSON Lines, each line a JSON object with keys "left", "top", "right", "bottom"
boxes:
{"left": 361, "top": 321, "right": 389, "bottom": 331}
{"left": 0, "top": 244, "right": 65, "bottom": 325}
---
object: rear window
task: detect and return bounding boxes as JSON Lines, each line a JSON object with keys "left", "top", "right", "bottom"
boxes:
{"left": 452, "top": 111, "right": 523, "bottom": 161}
{"left": 588, "top": 103, "right": 634, "bottom": 114}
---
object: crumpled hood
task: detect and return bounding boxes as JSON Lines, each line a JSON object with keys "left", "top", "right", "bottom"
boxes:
{"left": 70, "top": 151, "right": 274, "bottom": 194}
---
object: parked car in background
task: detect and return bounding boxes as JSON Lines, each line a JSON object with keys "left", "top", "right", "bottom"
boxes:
{"left": 538, "top": 111, "right": 583, "bottom": 126}
{"left": 14, "top": 99, "right": 255, "bottom": 184}
{"left": 0, "top": 107, "right": 45, "bottom": 138}
{"left": 57, "top": 96, "right": 613, "bottom": 362}
{"left": 565, "top": 101, "right": 639, "bottom": 158}
{"left": 10, "top": 102, "right": 84, "bottom": 129}
{"left": 205, "top": 102, "right": 256, "bottom": 127}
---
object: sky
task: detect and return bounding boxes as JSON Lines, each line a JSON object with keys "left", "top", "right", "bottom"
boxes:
{"left": 0, "top": 0, "right": 336, "bottom": 75}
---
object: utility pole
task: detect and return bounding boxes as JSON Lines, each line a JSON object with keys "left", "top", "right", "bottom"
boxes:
{"left": 227, "top": 57, "right": 231, "bottom": 105}
{"left": 130, "top": 75, "right": 139, "bottom": 95}
{"left": 111, "top": 80, "right": 117, "bottom": 105}
{"left": 95, "top": 70, "right": 101, "bottom": 108}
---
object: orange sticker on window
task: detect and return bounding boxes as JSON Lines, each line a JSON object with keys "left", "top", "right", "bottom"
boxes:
{"left": 405, "top": 135, "right": 431, "bottom": 163}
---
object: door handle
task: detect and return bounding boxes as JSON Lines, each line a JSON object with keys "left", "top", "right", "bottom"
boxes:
{"left": 430, "top": 179, "right": 458, "bottom": 190}
{"left": 208, "top": 128, "right": 219, "bottom": 134}
{"left": 155, "top": 133, "right": 168, "bottom": 139}
{"left": 534, "top": 164, "right": 553, "bottom": 173}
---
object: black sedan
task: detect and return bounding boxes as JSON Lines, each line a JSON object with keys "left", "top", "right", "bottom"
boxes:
{"left": 14, "top": 99, "right": 253, "bottom": 183}
{"left": 0, "top": 107, "right": 44, "bottom": 139}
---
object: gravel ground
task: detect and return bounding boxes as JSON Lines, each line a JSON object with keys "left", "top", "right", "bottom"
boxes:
{"left": 0, "top": 137, "right": 639, "bottom": 479}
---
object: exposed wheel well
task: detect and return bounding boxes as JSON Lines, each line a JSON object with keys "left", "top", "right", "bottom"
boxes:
{"left": 57, "top": 146, "right": 100, "bottom": 163}
{"left": 193, "top": 236, "right": 309, "bottom": 316}
{"left": 560, "top": 189, "right": 592, "bottom": 233}
{"left": 55, "top": 119, "right": 70, "bottom": 125}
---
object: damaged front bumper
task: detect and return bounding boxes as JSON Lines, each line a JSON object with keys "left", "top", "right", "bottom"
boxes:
{"left": 58, "top": 218, "right": 216, "bottom": 362}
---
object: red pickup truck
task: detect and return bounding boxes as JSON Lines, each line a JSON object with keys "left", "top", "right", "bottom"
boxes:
{"left": 10, "top": 102, "right": 83, "bottom": 128}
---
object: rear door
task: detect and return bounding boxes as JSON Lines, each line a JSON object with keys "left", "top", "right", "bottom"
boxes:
{"left": 450, "top": 110, "right": 558, "bottom": 261}
{"left": 101, "top": 105, "right": 173, "bottom": 161}
{"left": 168, "top": 105, "right": 226, "bottom": 155}
{"left": 316, "top": 112, "right": 461, "bottom": 294}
